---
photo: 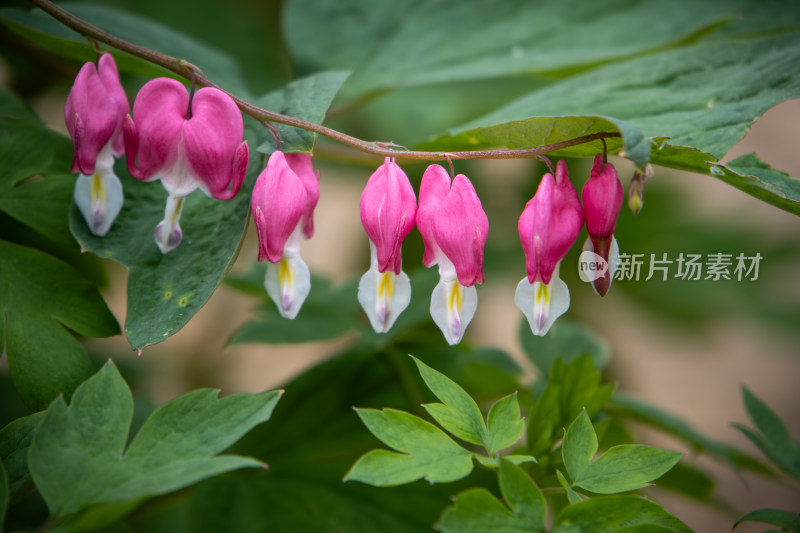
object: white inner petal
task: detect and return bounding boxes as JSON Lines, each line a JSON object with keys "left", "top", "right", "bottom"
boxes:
{"left": 74, "top": 142, "right": 123, "bottom": 237}
{"left": 264, "top": 245, "right": 311, "bottom": 320}
{"left": 430, "top": 276, "right": 477, "bottom": 345}
{"left": 358, "top": 266, "right": 411, "bottom": 334}
{"left": 154, "top": 195, "right": 185, "bottom": 254}
{"left": 515, "top": 264, "right": 570, "bottom": 336}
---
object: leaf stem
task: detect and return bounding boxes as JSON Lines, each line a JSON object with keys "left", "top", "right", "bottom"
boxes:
{"left": 29, "top": 0, "right": 621, "bottom": 161}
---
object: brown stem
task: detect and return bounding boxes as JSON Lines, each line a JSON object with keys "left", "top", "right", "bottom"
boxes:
{"left": 29, "top": 0, "right": 622, "bottom": 161}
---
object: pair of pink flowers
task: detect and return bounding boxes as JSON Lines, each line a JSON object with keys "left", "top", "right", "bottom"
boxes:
{"left": 516, "top": 156, "right": 623, "bottom": 336}
{"left": 358, "top": 158, "right": 489, "bottom": 345}
{"left": 65, "top": 53, "right": 248, "bottom": 252}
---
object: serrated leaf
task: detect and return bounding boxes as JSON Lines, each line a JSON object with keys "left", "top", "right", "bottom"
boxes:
{"left": 0, "top": 240, "right": 117, "bottom": 410}
{"left": 0, "top": 412, "right": 43, "bottom": 497}
{"left": 412, "top": 356, "right": 488, "bottom": 447}
{"left": 734, "top": 508, "right": 800, "bottom": 532}
{"left": 423, "top": 32, "right": 800, "bottom": 210}
{"left": 735, "top": 386, "right": 800, "bottom": 480}
{"left": 563, "top": 410, "right": 682, "bottom": 494}
{"left": 69, "top": 119, "right": 261, "bottom": 351}
{"left": 519, "top": 319, "right": 609, "bottom": 377}
{"left": 344, "top": 408, "right": 473, "bottom": 486}
{"left": 486, "top": 392, "right": 525, "bottom": 455}
{"left": 0, "top": 4, "right": 248, "bottom": 95}
{"left": 552, "top": 495, "right": 692, "bottom": 533}
{"left": 438, "top": 460, "right": 546, "bottom": 533}
{"left": 255, "top": 70, "right": 351, "bottom": 154}
{"left": 28, "top": 361, "right": 281, "bottom": 517}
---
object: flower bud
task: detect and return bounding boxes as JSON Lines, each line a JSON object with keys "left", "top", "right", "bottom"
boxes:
{"left": 582, "top": 154, "right": 623, "bottom": 296}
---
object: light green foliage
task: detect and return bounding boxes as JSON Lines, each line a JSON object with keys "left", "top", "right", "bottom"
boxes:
{"left": 563, "top": 410, "right": 682, "bottom": 494}
{"left": 28, "top": 361, "right": 281, "bottom": 520}
{"left": 438, "top": 460, "right": 546, "bottom": 533}
{"left": 551, "top": 495, "right": 692, "bottom": 533}
{"left": 344, "top": 408, "right": 474, "bottom": 486}
{"left": 346, "top": 357, "right": 527, "bottom": 487}
{"left": 255, "top": 70, "right": 351, "bottom": 154}
{"left": 527, "top": 356, "right": 615, "bottom": 458}
{"left": 734, "top": 508, "right": 800, "bottom": 532}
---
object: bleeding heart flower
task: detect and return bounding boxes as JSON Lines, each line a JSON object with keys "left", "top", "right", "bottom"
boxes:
{"left": 581, "top": 154, "right": 623, "bottom": 296}
{"left": 357, "top": 157, "right": 417, "bottom": 333}
{"left": 123, "top": 78, "right": 248, "bottom": 253}
{"left": 515, "top": 160, "right": 584, "bottom": 336}
{"left": 251, "top": 151, "right": 319, "bottom": 319}
{"left": 65, "top": 53, "right": 129, "bottom": 236}
{"left": 417, "top": 164, "right": 488, "bottom": 345}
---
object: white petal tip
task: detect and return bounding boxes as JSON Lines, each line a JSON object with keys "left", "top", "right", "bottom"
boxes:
{"left": 358, "top": 268, "right": 411, "bottom": 333}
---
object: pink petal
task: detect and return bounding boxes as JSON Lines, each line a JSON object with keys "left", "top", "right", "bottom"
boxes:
{"left": 417, "top": 164, "right": 451, "bottom": 267}
{"left": 285, "top": 153, "right": 320, "bottom": 239}
{"left": 359, "top": 157, "right": 417, "bottom": 275}
{"left": 582, "top": 154, "right": 623, "bottom": 239}
{"left": 251, "top": 151, "right": 307, "bottom": 263}
{"left": 96, "top": 54, "right": 130, "bottom": 157}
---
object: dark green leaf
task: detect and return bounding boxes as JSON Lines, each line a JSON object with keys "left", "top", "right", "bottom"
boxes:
{"left": 734, "top": 508, "right": 800, "bottom": 532}
{"left": 712, "top": 153, "right": 800, "bottom": 215}
{"left": 519, "top": 319, "right": 609, "bottom": 377}
{"left": 0, "top": 412, "right": 43, "bottom": 497}
{"left": 0, "top": 240, "right": 117, "bottom": 410}
{"left": 286, "top": 0, "right": 778, "bottom": 97}
{"left": 255, "top": 70, "right": 351, "bottom": 154}
{"left": 70, "top": 120, "right": 261, "bottom": 351}
{"left": 0, "top": 458, "right": 7, "bottom": 528}
{"left": 413, "top": 356, "right": 487, "bottom": 446}
{"left": 423, "top": 33, "right": 800, "bottom": 211}
{"left": 438, "top": 460, "right": 546, "bottom": 533}
{"left": 552, "top": 495, "right": 692, "bottom": 533}
{"left": 734, "top": 386, "right": 800, "bottom": 480}
{"left": 28, "top": 361, "right": 281, "bottom": 517}
{"left": 344, "top": 408, "right": 473, "bottom": 486}
{"left": 0, "top": 4, "right": 249, "bottom": 95}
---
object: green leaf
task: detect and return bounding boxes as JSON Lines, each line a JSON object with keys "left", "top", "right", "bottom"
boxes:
{"left": 734, "top": 509, "right": 800, "bottom": 532}
{"left": 710, "top": 153, "right": 800, "bottom": 215}
{"left": 519, "top": 319, "right": 609, "bottom": 377}
{"left": 563, "top": 411, "right": 682, "bottom": 494}
{"left": 527, "top": 355, "right": 614, "bottom": 458}
{"left": 734, "top": 386, "right": 800, "bottom": 480}
{"left": 28, "top": 361, "right": 282, "bottom": 517}
{"left": 423, "top": 32, "right": 800, "bottom": 210}
{"left": 412, "top": 356, "right": 488, "bottom": 446}
{"left": 0, "top": 240, "right": 117, "bottom": 410}
{"left": 0, "top": 412, "right": 43, "bottom": 497}
{"left": 255, "top": 70, "right": 351, "bottom": 154}
{"left": 0, "top": 4, "right": 249, "bottom": 95}
{"left": 286, "top": 0, "right": 771, "bottom": 98}
{"left": 438, "top": 459, "right": 546, "bottom": 533}
{"left": 552, "top": 495, "right": 692, "bottom": 533}
{"left": 562, "top": 410, "right": 598, "bottom": 484}
{"left": 0, "top": 458, "right": 7, "bottom": 528}
{"left": 344, "top": 408, "right": 473, "bottom": 486}
{"left": 607, "top": 394, "right": 770, "bottom": 475}
{"left": 69, "top": 120, "right": 261, "bottom": 351}
{"left": 486, "top": 392, "right": 525, "bottom": 455}
{"left": 557, "top": 469, "right": 586, "bottom": 505}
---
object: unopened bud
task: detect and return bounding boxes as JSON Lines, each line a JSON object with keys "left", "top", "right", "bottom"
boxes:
{"left": 628, "top": 172, "right": 644, "bottom": 216}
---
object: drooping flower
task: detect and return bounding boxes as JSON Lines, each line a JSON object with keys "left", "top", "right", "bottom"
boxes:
{"left": 515, "top": 160, "right": 584, "bottom": 336}
{"left": 123, "top": 78, "right": 248, "bottom": 253}
{"left": 581, "top": 154, "right": 623, "bottom": 296}
{"left": 251, "top": 151, "right": 319, "bottom": 319}
{"left": 357, "top": 157, "right": 417, "bottom": 333}
{"left": 65, "top": 53, "right": 129, "bottom": 236}
{"left": 417, "top": 164, "right": 488, "bottom": 345}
